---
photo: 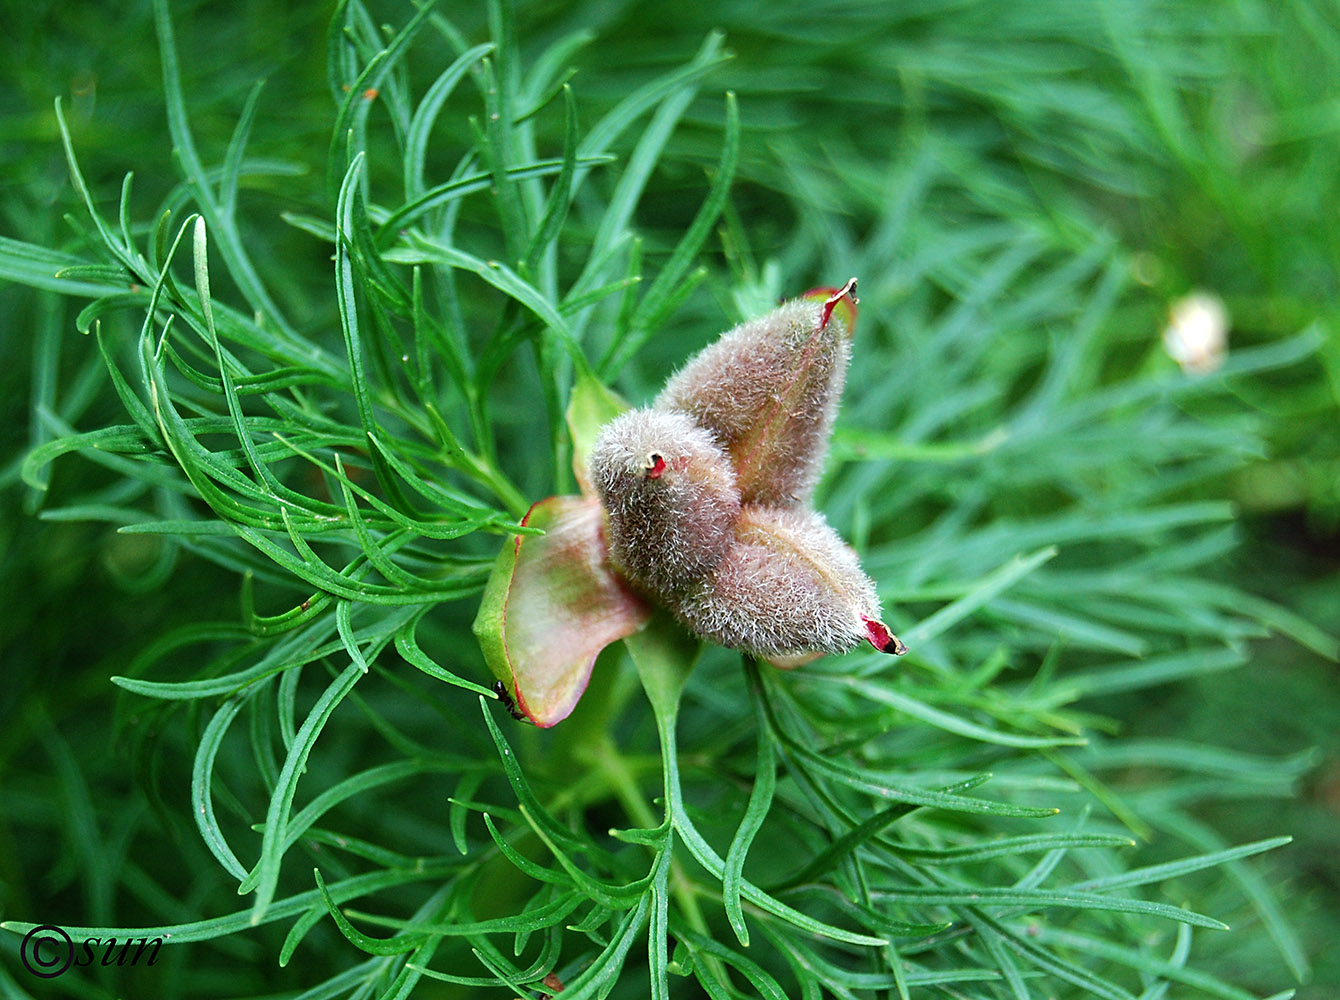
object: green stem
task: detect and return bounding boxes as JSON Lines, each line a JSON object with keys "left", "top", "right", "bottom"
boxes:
{"left": 589, "top": 732, "right": 714, "bottom": 944}
{"left": 465, "top": 451, "right": 529, "bottom": 518}
{"left": 645, "top": 713, "right": 717, "bottom": 946}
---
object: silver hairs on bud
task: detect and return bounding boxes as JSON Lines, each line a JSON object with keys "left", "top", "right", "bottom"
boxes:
{"left": 674, "top": 507, "right": 880, "bottom": 658}
{"left": 588, "top": 284, "right": 904, "bottom": 664}
{"left": 656, "top": 299, "right": 852, "bottom": 507}
{"left": 589, "top": 409, "right": 741, "bottom": 598}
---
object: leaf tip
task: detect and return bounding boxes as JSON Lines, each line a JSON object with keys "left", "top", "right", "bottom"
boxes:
{"left": 801, "top": 277, "right": 858, "bottom": 334}
{"left": 863, "top": 617, "right": 908, "bottom": 656}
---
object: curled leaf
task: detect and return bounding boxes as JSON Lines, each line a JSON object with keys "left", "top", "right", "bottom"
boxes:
{"left": 472, "top": 495, "right": 651, "bottom": 727}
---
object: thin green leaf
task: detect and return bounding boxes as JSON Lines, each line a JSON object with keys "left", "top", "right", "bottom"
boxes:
{"left": 248, "top": 663, "right": 366, "bottom": 923}
{"left": 0, "top": 864, "right": 459, "bottom": 943}
{"left": 312, "top": 869, "right": 430, "bottom": 955}
{"left": 522, "top": 84, "right": 580, "bottom": 276}
{"left": 604, "top": 92, "right": 740, "bottom": 375}
{"left": 192, "top": 694, "right": 256, "bottom": 881}
{"left": 1027, "top": 922, "right": 1264, "bottom": 1000}
{"left": 404, "top": 42, "right": 495, "bottom": 198}
{"left": 1069, "top": 837, "right": 1292, "bottom": 894}
{"left": 787, "top": 743, "right": 1059, "bottom": 819}
{"left": 899, "top": 547, "right": 1058, "bottom": 648}
{"left": 671, "top": 798, "right": 887, "bottom": 947}
{"left": 394, "top": 615, "right": 497, "bottom": 697}
{"left": 821, "top": 674, "right": 1086, "bottom": 748}
{"left": 550, "top": 895, "right": 650, "bottom": 1000}
{"left": 724, "top": 665, "right": 777, "bottom": 947}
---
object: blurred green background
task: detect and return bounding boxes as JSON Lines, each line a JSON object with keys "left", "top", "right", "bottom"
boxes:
{"left": 1, "top": 0, "right": 1337, "bottom": 997}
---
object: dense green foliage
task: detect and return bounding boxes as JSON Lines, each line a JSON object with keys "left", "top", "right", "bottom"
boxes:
{"left": 1, "top": 1, "right": 1336, "bottom": 998}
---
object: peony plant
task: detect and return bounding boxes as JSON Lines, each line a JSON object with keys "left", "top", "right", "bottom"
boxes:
{"left": 474, "top": 280, "right": 906, "bottom": 726}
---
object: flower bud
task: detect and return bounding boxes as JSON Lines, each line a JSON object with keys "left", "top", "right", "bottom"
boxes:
{"left": 472, "top": 278, "right": 903, "bottom": 728}
{"left": 1163, "top": 291, "right": 1229, "bottom": 375}
{"left": 655, "top": 280, "right": 858, "bottom": 507}
{"left": 671, "top": 506, "right": 903, "bottom": 665}
{"left": 589, "top": 409, "right": 741, "bottom": 598}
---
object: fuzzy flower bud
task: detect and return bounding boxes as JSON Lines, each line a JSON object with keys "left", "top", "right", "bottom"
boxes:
{"left": 656, "top": 280, "right": 858, "bottom": 507}
{"left": 675, "top": 506, "right": 904, "bottom": 665}
{"left": 590, "top": 279, "right": 906, "bottom": 667}
{"left": 590, "top": 409, "right": 742, "bottom": 597}
{"left": 473, "top": 278, "right": 904, "bottom": 727}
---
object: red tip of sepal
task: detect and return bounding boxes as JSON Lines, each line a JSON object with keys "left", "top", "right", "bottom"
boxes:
{"left": 801, "top": 277, "right": 859, "bottom": 334}
{"left": 863, "top": 617, "right": 908, "bottom": 656}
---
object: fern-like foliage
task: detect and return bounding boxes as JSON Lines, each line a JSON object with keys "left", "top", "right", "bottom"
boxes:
{"left": 1, "top": 2, "right": 1332, "bottom": 998}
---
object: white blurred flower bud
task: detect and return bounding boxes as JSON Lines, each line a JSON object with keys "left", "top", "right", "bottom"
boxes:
{"left": 1163, "top": 292, "right": 1229, "bottom": 375}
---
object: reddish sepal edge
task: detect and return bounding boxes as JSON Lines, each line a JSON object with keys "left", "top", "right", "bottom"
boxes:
{"left": 863, "top": 617, "right": 908, "bottom": 656}
{"left": 817, "top": 277, "right": 859, "bottom": 329}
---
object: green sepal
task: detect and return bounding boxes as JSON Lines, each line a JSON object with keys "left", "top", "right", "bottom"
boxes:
{"left": 472, "top": 494, "right": 651, "bottom": 726}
